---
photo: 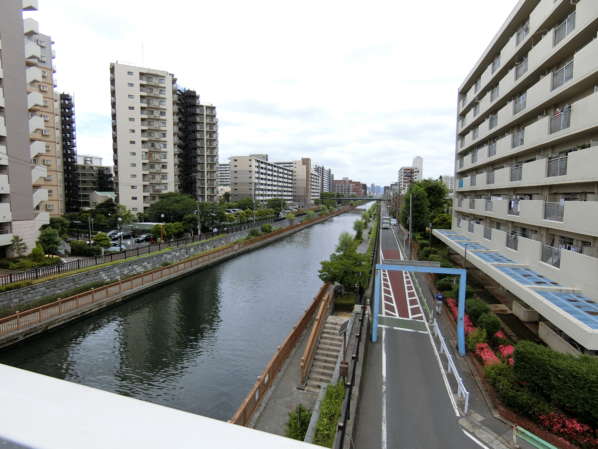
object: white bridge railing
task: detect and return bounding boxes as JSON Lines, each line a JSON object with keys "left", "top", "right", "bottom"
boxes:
{"left": 431, "top": 320, "right": 470, "bottom": 415}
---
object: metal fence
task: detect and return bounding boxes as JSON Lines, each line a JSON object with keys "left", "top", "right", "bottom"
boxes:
{"left": 541, "top": 244, "right": 561, "bottom": 268}
{"left": 506, "top": 233, "right": 519, "bottom": 251}
{"left": 431, "top": 321, "right": 470, "bottom": 414}
{"left": 0, "top": 217, "right": 276, "bottom": 288}
{"left": 484, "top": 226, "right": 492, "bottom": 240}
{"left": 547, "top": 155, "right": 567, "bottom": 177}
{"left": 544, "top": 202, "right": 564, "bottom": 222}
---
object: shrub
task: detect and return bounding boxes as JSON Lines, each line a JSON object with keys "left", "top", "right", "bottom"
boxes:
{"left": 465, "top": 297, "right": 490, "bottom": 324}
{"left": 335, "top": 294, "right": 356, "bottom": 311}
{"left": 70, "top": 240, "right": 102, "bottom": 257}
{"left": 31, "top": 244, "right": 46, "bottom": 263}
{"left": 435, "top": 277, "right": 454, "bottom": 292}
{"left": 286, "top": 404, "right": 312, "bottom": 441}
{"left": 477, "top": 312, "right": 501, "bottom": 337}
{"left": 538, "top": 412, "right": 598, "bottom": 448}
{"left": 419, "top": 247, "right": 432, "bottom": 260}
{"left": 260, "top": 223, "right": 273, "bottom": 233}
{"left": 514, "top": 341, "right": 598, "bottom": 427}
{"left": 314, "top": 382, "right": 345, "bottom": 447}
{"left": 467, "top": 328, "right": 487, "bottom": 352}
{"left": 475, "top": 343, "right": 501, "bottom": 366}
{"left": 485, "top": 363, "right": 553, "bottom": 419}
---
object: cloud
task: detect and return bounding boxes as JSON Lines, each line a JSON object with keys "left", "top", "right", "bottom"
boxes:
{"left": 31, "top": 0, "right": 520, "bottom": 186}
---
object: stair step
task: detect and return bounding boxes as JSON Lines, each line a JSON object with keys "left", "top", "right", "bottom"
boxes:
{"left": 313, "top": 361, "right": 336, "bottom": 371}
{"left": 309, "top": 373, "right": 332, "bottom": 383}
{"left": 311, "top": 367, "right": 334, "bottom": 378}
{"left": 319, "top": 343, "right": 342, "bottom": 352}
{"left": 317, "top": 349, "right": 340, "bottom": 358}
{"left": 321, "top": 331, "right": 343, "bottom": 339}
{"left": 314, "top": 356, "right": 337, "bottom": 365}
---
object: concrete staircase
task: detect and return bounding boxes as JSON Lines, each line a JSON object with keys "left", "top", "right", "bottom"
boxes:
{"left": 305, "top": 316, "right": 347, "bottom": 392}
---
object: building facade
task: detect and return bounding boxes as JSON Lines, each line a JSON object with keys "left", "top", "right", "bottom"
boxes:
{"left": 60, "top": 93, "right": 78, "bottom": 212}
{"left": 0, "top": 0, "right": 51, "bottom": 255}
{"left": 275, "top": 158, "right": 318, "bottom": 207}
{"left": 333, "top": 178, "right": 367, "bottom": 197}
{"left": 439, "top": 175, "right": 455, "bottom": 192}
{"left": 217, "top": 163, "right": 230, "bottom": 187}
{"left": 176, "top": 89, "right": 218, "bottom": 203}
{"left": 229, "top": 155, "right": 293, "bottom": 202}
{"left": 314, "top": 164, "right": 332, "bottom": 193}
{"left": 111, "top": 63, "right": 176, "bottom": 213}
{"left": 435, "top": 0, "right": 598, "bottom": 353}
{"left": 398, "top": 166, "right": 417, "bottom": 193}
{"left": 412, "top": 156, "right": 423, "bottom": 181}
{"left": 75, "top": 155, "right": 114, "bottom": 210}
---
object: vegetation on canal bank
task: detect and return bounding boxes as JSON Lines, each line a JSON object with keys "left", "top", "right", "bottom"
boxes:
{"left": 313, "top": 382, "right": 346, "bottom": 447}
{"left": 285, "top": 404, "right": 312, "bottom": 441}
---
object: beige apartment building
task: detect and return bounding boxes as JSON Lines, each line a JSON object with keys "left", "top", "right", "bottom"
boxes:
{"left": 275, "top": 158, "right": 320, "bottom": 207}
{"left": 434, "top": 0, "right": 598, "bottom": 353}
{"left": 0, "top": 0, "right": 51, "bottom": 255}
{"left": 229, "top": 155, "right": 293, "bottom": 203}
{"left": 111, "top": 63, "right": 176, "bottom": 213}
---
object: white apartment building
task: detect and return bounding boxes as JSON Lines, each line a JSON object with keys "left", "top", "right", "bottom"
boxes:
{"left": 229, "top": 155, "right": 293, "bottom": 202}
{"left": 217, "top": 163, "right": 230, "bottom": 187}
{"left": 276, "top": 158, "right": 318, "bottom": 207}
{"left": 435, "top": 0, "right": 598, "bottom": 354}
{"left": 412, "top": 156, "right": 423, "bottom": 181}
{"left": 439, "top": 175, "right": 456, "bottom": 192}
{"left": 0, "top": 0, "right": 51, "bottom": 255}
{"left": 111, "top": 63, "right": 176, "bottom": 213}
{"left": 314, "top": 164, "right": 333, "bottom": 193}
{"left": 398, "top": 166, "right": 417, "bottom": 194}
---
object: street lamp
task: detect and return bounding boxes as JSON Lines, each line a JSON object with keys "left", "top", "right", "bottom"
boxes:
{"left": 117, "top": 217, "right": 123, "bottom": 250}
{"left": 160, "top": 213, "right": 165, "bottom": 242}
{"left": 195, "top": 206, "right": 201, "bottom": 239}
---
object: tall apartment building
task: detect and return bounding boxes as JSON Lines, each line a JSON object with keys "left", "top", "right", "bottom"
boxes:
{"left": 60, "top": 93, "right": 78, "bottom": 212}
{"left": 412, "top": 156, "right": 423, "bottom": 181}
{"left": 275, "top": 158, "right": 319, "bottom": 207}
{"left": 75, "top": 155, "right": 114, "bottom": 210}
{"left": 0, "top": 0, "right": 51, "bottom": 255}
{"left": 217, "top": 163, "right": 230, "bottom": 187}
{"left": 229, "top": 154, "right": 293, "bottom": 202}
{"left": 439, "top": 175, "right": 456, "bottom": 192}
{"left": 176, "top": 89, "right": 218, "bottom": 203}
{"left": 314, "top": 164, "right": 333, "bottom": 193}
{"left": 398, "top": 166, "right": 418, "bottom": 193}
{"left": 434, "top": 0, "right": 598, "bottom": 354}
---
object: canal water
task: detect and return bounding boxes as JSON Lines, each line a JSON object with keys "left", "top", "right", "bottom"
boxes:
{"left": 0, "top": 210, "right": 367, "bottom": 421}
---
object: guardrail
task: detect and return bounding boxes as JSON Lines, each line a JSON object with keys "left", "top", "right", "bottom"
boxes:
{"left": 229, "top": 283, "right": 332, "bottom": 426}
{"left": 513, "top": 426, "right": 558, "bottom": 449}
{"left": 0, "top": 207, "right": 351, "bottom": 340}
{"left": 431, "top": 320, "right": 470, "bottom": 414}
{"left": 299, "top": 284, "right": 334, "bottom": 385}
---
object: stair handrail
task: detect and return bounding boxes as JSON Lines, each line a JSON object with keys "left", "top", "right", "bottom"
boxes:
{"left": 299, "top": 284, "right": 335, "bottom": 386}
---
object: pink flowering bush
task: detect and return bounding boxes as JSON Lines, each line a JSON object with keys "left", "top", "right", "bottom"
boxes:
{"left": 475, "top": 343, "right": 501, "bottom": 366}
{"left": 539, "top": 413, "right": 598, "bottom": 449}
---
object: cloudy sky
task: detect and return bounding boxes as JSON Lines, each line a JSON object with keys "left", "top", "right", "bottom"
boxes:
{"left": 30, "top": 0, "right": 518, "bottom": 186}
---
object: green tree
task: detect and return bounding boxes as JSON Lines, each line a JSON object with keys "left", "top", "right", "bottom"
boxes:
{"left": 164, "top": 222, "right": 185, "bottom": 238}
{"left": 9, "top": 235, "right": 27, "bottom": 258}
{"left": 400, "top": 185, "right": 430, "bottom": 233}
{"left": 320, "top": 192, "right": 338, "bottom": 209}
{"left": 31, "top": 244, "right": 45, "bottom": 262}
{"left": 319, "top": 233, "right": 370, "bottom": 292}
{"left": 46, "top": 216, "right": 70, "bottom": 237}
{"left": 266, "top": 198, "right": 287, "bottom": 214}
{"left": 182, "top": 214, "right": 199, "bottom": 234}
{"left": 235, "top": 197, "right": 256, "bottom": 211}
{"left": 432, "top": 213, "right": 452, "bottom": 230}
{"left": 146, "top": 193, "right": 197, "bottom": 222}
{"left": 418, "top": 179, "right": 449, "bottom": 216}
{"left": 197, "top": 202, "right": 226, "bottom": 231}
{"left": 353, "top": 219, "right": 365, "bottom": 240}
{"left": 286, "top": 213, "right": 296, "bottom": 224}
{"left": 93, "top": 232, "right": 111, "bottom": 248}
{"left": 37, "top": 227, "right": 61, "bottom": 255}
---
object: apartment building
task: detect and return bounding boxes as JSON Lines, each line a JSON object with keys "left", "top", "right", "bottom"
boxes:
{"left": 176, "top": 89, "right": 218, "bottom": 203}
{"left": 75, "top": 155, "right": 114, "bottom": 210}
{"left": 435, "top": 0, "right": 598, "bottom": 354}
{"left": 218, "top": 163, "right": 230, "bottom": 187}
{"left": 439, "top": 175, "right": 456, "bottom": 192}
{"left": 333, "top": 178, "right": 367, "bottom": 197}
{"left": 398, "top": 166, "right": 418, "bottom": 193}
{"left": 412, "top": 156, "right": 424, "bottom": 181}
{"left": 60, "top": 93, "right": 78, "bottom": 212}
{"left": 0, "top": 0, "right": 51, "bottom": 255}
{"left": 275, "top": 158, "right": 320, "bottom": 207}
{"left": 314, "top": 164, "right": 333, "bottom": 193}
{"left": 111, "top": 63, "right": 176, "bottom": 213}
{"left": 229, "top": 154, "right": 293, "bottom": 202}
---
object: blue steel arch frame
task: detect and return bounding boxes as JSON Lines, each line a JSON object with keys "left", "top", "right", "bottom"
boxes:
{"left": 371, "top": 264, "right": 468, "bottom": 356}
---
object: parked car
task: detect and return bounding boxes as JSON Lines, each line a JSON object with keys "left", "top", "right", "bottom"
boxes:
{"left": 111, "top": 232, "right": 132, "bottom": 241}
{"left": 106, "top": 245, "right": 125, "bottom": 253}
{"left": 107, "top": 230, "right": 119, "bottom": 239}
{"left": 135, "top": 233, "right": 152, "bottom": 243}
{"left": 391, "top": 218, "right": 398, "bottom": 225}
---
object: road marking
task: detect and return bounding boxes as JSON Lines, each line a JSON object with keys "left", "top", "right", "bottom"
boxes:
{"left": 381, "top": 327, "right": 388, "bottom": 449}
{"left": 379, "top": 324, "right": 428, "bottom": 334}
{"left": 462, "top": 429, "right": 492, "bottom": 449}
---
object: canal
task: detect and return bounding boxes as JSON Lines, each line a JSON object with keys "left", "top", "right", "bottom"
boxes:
{"left": 0, "top": 210, "right": 366, "bottom": 421}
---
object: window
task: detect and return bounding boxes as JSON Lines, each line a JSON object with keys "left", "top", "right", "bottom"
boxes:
{"left": 486, "top": 170, "right": 495, "bottom": 185}
{"left": 459, "top": 137, "right": 464, "bottom": 149}
{"left": 470, "top": 173, "right": 477, "bottom": 186}
{"left": 128, "top": 83, "right": 134, "bottom": 87}
{"left": 474, "top": 79, "right": 481, "bottom": 94}
{"left": 490, "top": 84, "right": 499, "bottom": 102}
{"left": 515, "top": 55, "right": 528, "bottom": 80}
{"left": 130, "top": 163, "right": 136, "bottom": 167}
{"left": 129, "top": 129, "right": 135, "bottom": 133}
{"left": 128, "top": 94, "right": 134, "bottom": 99}
{"left": 552, "top": 58, "right": 573, "bottom": 90}
{"left": 129, "top": 152, "right": 136, "bottom": 156}
{"left": 131, "top": 185, "right": 137, "bottom": 189}
{"left": 131, "top": 174, "right": 137, "bottom": 178}
{"left": 473, "top": 103, "right": 480, "bottom": 116}
{"left": 129, "top": 117, "right": 135, "bottom": 122}
{"left": 516, "top": 19, "right": 529, "bottom": 46}
{"left": 513, "top": 92, "right": 527, "bottom": 114}
{"left": 510, "top": 163, "right": 523, "bottom": 181}
{"left": 459, "top": 157, "right": 464, "bottom": 168}
{"left": 488, "top": 139, "right": 497, "bottom": 157}
{"left": 489, "top": 113, "right": 498, "bottom": 129}
{"left": 491, "top": 54, "right": 501, "bottom": 74}
{"left": 129, "top": 140, "right": 136, "bottom": 144}
{"left": 512, "top": 127, "right": 525, "bottom": 148}
{"left": 128, "top": 106, "right": 135, "bottom": 110}
{"left": 554, "top": 11, "right": 576, "bottom": 46}
{"left": 471, "top": 148, "right": 478, "bottom": 164}
{"left": 472, "top": 126, "right": 479, "bottom": 140}
{"left": 549, "top": 105, "right": 571, "bottom": 133}
{"left": 127, "top": 71, "right": 134, "bottom": 75}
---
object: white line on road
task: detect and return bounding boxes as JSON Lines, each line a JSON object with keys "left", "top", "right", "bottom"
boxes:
{"left": 379, "top": 324, "right": 428, "bottom": 334}
{"left": 381, "top": 327, "right": 388, "bottom": 449}
{"left": 462, "top": 429, "right": 492, "bottom": 449}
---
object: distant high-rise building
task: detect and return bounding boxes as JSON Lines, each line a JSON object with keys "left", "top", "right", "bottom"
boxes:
{"left": 59, "top": 93, "right": 78, "bottom": 212}
{"left": 275, "top": 158, "right": 319, "bottom": 207}
{"left": 333, "top": 178, "right": 367, "bottom": 197}
{"left": 412, "top": 156, "right": 423, "bottom": 181}
{"left": 314, "top": 165, "right": 332, "bottom": 193}
{"left": 75, "top": 155, "right": 114, "bottom": 210}
{"left": 398, "top": 166, "right": 418, "bottom": 193}
{"left": 0, "top": 0, "right": 53, "bottom": 255}
{"left": 217, "top": 163, "right": 230, "bottom": 187}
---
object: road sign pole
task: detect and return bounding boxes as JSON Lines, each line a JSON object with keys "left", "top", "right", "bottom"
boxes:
{"left": 372, "top": 269, "right": 381, "bottom": 343}
{"left": 457, "top": 271, "right": 467, "bottom": 356}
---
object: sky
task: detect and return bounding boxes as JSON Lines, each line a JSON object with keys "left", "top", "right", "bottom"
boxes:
{"left": 30, "top": 0, "right": 519, "bottom": 186}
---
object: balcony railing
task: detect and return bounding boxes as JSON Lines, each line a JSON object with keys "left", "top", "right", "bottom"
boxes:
{"left": 469, "top": 198, "right": 475, "bottom": 209}
{"left": 547, "top": 155, "right": 567, "bottom": 177}
{"left": 468, "top": 221, "right": 474, "bottom": 233}
{"left": 485, "top": 199, "right": 493, "bottom": 211}
{"left": 506, "top": 233, "right": 519, "bottom": 251}
{"left": 544, "top": 202, "right": 564, "bottom": 222}
{"left": 541, "top": 244, "right": 561, "bottom": 268}
{"left": 549, "top": 106, "right": 571, "bottom": 133}
{"left": 484, "top": 226, "right": 492, "bottom": 240}
{"left": 510, "top": 164, "right": 522, "bottom": 181}
{"left": 508, "top": 199, "right": 520, "bottom": 216}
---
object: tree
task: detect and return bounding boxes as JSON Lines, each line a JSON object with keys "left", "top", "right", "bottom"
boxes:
{"left": 319, "top": 233, "right": 369, "bottom": 292}
{"left": 418, "top": 179, "right": 449, "bottom": 216}
{"left": 197, "top": 202, "right": 226, "bottom": 231}
{"left": 222, "top": 192, "right": 231, "bottom": 203}
{"left": 9, "top": 235, "right": 27, "bottom": 258}
{"left": 31, "top": 244, "right": 45, "bottom": 262}
{"left": 38, "top": 227, "right": 61, "bottom": 255}
{"left": 182, "top": 214, "right": 199, "bottom": 234}
{"left": 320, "top": 192, "right": 338, "bottom": 209}
{"left": 353, "top": 219, "right": 365, "bottom": 240}
{"left": 286, "top": 213, "right": 296, "bottom": 224}
{"left": 146, "top": 193, "right": 197, "bottom": 222}
{"left": 400, "top": 184, "right": 430, "bottom": 233}
{"left": 432, "top": 213, "right": 452, "bottom": 230}
{"left": 93, "top": 232, "right": 111, "bottom": 248}
{"left": 236, "top": 197, "right": 256, "bottom": 211}
{"left": 266, "top": 198, "right": 287, "bottom": 214}
{"left": 46, "top": 216, "right": 70, "bottom": 237}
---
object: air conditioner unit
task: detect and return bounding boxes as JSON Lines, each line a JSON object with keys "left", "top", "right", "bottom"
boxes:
{"left": 41, "top": 129, "right": 50, "bottom": 136}
{"left": 39, "top": 85, "right": 48, "bottom": 92}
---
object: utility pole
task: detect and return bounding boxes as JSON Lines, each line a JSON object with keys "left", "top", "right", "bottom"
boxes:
{"left": 409, "top": 193, "right": 413, "bottom": 259}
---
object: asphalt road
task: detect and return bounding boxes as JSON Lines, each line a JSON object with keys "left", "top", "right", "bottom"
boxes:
{"left": 354, "top": 208, "right": 481, "bottom": 449}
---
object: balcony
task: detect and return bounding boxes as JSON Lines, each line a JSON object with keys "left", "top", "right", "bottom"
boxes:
{"left": 23, "top": 18, "right": 38, "bottom": 36}
{"left": 544, "top": 202, "right": 564, "bottom": 222}
{"left": 0, "top": 204, "right": 11, "bottom": 223}
{"left": 0, "top": 117, "right": 6, "bottom": 136}
{"left": 32, "top": 165, "right": 47, "bottom": 184}
{"left": 484, "top": 226, "right": 492, "bottom": 240}
{"left": 24, "top": 41, "right": 41, "bottom": 61}
{"left": 0, "top": 174, "right": 9, "bottom": 195}
{"left": 508, "top": 199, "right": 520, "bottom": 216}
{"left": 30, "top": 141, "right": 45, "bottom": 158}
{"left": 26, "top": 66, "right": 43, "bottom": 84}
{"left": 33, "top": 188, "right": 48, "bottom": 208}
{"left": 506, "top": 233, "right": 519, "bottom": 251}
{"left": 29, "top": 115, "right": 44, "bottom": 133}
{"left": 27, "top": 92, "right": 44, "bottom": 109}
{"left": 541, "top": 244, "right": 561, "bottom": 268}
{"left": 547, "top": 155, "right": 567, "bottom": 177}
{"left": 22, "top": 0, "right": 39, "bottom": 10}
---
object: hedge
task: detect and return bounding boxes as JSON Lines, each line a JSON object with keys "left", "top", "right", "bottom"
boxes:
{"left": 314, "top": 382, "right": 346, "bottom": 447}
{"left": 286, "top": 404, "right": 312, "bottom": 441}
{"left": 435, "top": 277, "right": 453, "bottom": 292}
{"left": 70, "top": 240, "right": 102, "bottom": 257}
{"left": 465, "top": 297, "right": 490, "bottom": 324}
{"left": 467, "top": 328, "right": 487, "bottom": 352}
{"left": 514, "top": 341, "right": 598, "bottom": 427}
{"left": 478, "top": 312, "right": 501, "bottom": 337}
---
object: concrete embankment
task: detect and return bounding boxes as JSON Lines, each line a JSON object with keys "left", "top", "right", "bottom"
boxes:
{"left": 0, "top": 208, "right": 351, "bottom": 349}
